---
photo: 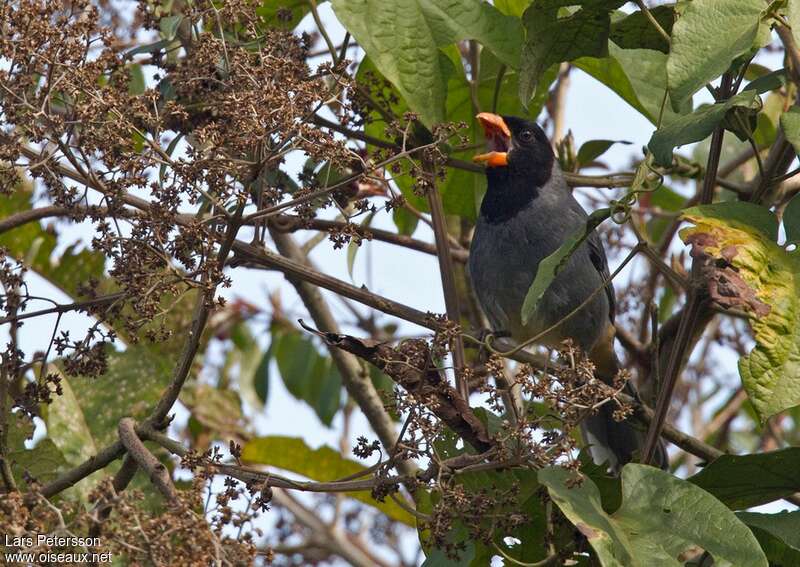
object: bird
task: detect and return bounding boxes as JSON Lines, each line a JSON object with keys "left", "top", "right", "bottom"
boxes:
{"left": 468, "top": 112, "right": 667, "bottom": 472}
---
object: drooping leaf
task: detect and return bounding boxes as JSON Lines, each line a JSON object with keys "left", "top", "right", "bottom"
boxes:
{"left": 576, "top": 42, "right": 690, "bottom": 125}
{"left": 780, "top": 106, "right": 800, "bottom": 158}
{"left": 180, "top": 383, "right": 246, "bottom": 438}
{"left": 128, "top": 63, "right": 146, "bottom": 95}
{"left": 519, "top": 0, "right": 626, "bottom": 104}
{"left": 392, "top": 206, "right": 419, "bottom": 236}
{"left": 0, "top": 183, "right": 105, "bottom": 298}
{"left": 346, "top": 212, "right": 375, "bottom": 281}
{"left": 62, "top": 345, "right": 173, "bottom": 447}
{"left": 648, "top": 89, "right": 761, "bottom": 166}
{"left": 737, "top": 511, "right": 800, "bottom": 565}
{"left": 256, "top": 0, "right": 310, "bottom": 29}
{"left": 333, "top": 0, "right": 522, "bottom": 126}
{"left": 667, "top": 0, "right": 766, "bottom": 110}
{"left": 242, "top": 435, "right": 414, "bottom": 525}
{"left": 744, "top": 68, "right": 789, "bottom": 95}
{"left": 680, "top": 203, "right": 800, "bottom": 420}
{"left": 272, "top": 327, "right": 343, "bottom": 426}
{"left": 521, "top": 207, "right": 610, "bottom": 325}
{"left": 576, "top": 139, "right": 632, "bottom": 167}
{"left": 785, "top": 192, "right": 800, "bottom": 245}
{"left": 159, "top": 15, "right": 183, "bottom": 41}
{"left": 789, "top": 0, "right": 800, "bottom": 54}
{"left": 688, "top": 448, "right": 800, "bottom": 509}
{"left": 540, "top": 464, "right": 768, "bottom": 567}
{"left": 610, "top": 4, "right": 676, "bottom": 53}
{"left": 43, "top": 366, "right": 98, "bottom": 468}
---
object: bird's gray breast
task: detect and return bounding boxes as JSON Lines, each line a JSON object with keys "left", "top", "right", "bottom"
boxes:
{"left": 468, "top": 195, "right": 610, "bottom": 351}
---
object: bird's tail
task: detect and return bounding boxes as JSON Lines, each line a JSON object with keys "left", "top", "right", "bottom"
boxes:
{"left": 583, "top": 327, "right": 668, "bottom": 473}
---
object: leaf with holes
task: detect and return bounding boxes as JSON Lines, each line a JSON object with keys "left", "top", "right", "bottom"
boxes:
{"left": 681, "top": 202, "right": 800, "bottom": 420}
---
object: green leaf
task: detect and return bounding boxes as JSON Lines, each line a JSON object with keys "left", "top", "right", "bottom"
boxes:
{"left": 744, "top": 68, "right": 789, "bottom": 95}
{"left": 648, "top": 89, "right": 761, "bottom": 166}
{"left": 610, "top": 5, "right": 676, "bottom": 53}
{"left": 256, "top": 0, "right": 309, "bottom": 29}
{"left": 519, "top": 0, "right": 626, "bottom": 105}
{"left": 521, "top": 207, "right": 610, "bottom": 325}
{"left": 272, "top": 328, "right": 343, "bottom": 425}
{"left": 346, "top": 212, "right": 375, "bottom": 281}
{"left": 180, "top": 383, "right": 245, "bottom": 438}
{"left": 785, "top": 192, "right": 800, "bottom": 245}
{"left": 780, "top": 106, "right": 800, "bottom": 157}
{"left": 254, "top": 345, "right": 272, "bottom": 406}
{"left": 493, "top": 0, "right": 529, "bottom": 17}
{"left": 333, "top": 0, "right": 522, "bottom": 126}
{"left": 540, "top": 464, "right": 768, "bottom": 567}
{"left": 680, "top": 203, "right": 800, "bottom": 420}
{"left": 43, "top": 366, "right": 98, "bottom": 468}
{"left": 10, "top": 439, "right": 69, "bottom": 488}
{"left": 0, "top": 183, "right": 105, "bottom": 297}
{"left": 576, "top": 42, "right": 690, "bottom": 125}
{"left": 227, "top": 322, "right": 268, "bottom": 410}
{"left": 688, "top": 448, "right": 800, "bottom": 509}
{"left": 737, "top": 511, "right": 800, "bottom": 565}
{"left": 667, "top": 0, "right": 766, "bottom": 110}
{"left": 63, "top": 345, "right": 173, "bottom": 447}
{"left": 242, "top": 436, "right": 414, "bottom": 525}
{"left": 392, "top": 206, "right": 419, "bottom": 236}
{"left": 576, "top": 139, "right": 631, "bottom": 167}
{"left": 128, "top": 63, "right": 146, "bottom": 95}
{"left": 159, "top": 15, "right": 183, "bottom": 41}
{"left": 790, "top": 0, "right": 800, "bottom": 53}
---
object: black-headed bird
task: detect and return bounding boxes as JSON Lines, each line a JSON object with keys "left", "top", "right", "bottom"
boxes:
{"left": 468, "top": 112, "right": 667, "bottom": 472}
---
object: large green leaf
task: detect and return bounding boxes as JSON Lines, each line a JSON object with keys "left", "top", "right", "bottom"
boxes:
{"left": 6, "top": 410, "right": 69, "bottom": 488}
{"left": 785, "top": 193, "right": 800, "bottom": 245}
{"left": 680, "top": 203, "right": 800, "bottom": 420}
{"left": 737, "top": 511, "right": 800, "bottom": 565}
{"left": 648, "top": 89, "right": 761, "bottom": 166}
{"left": 242, "top": 435, "right": 414, "bottom": 526}
{"left": 540, "top": 464, "right": 768, "bottom": 567}
{"left": 62, "top": 345, "right": 173, "bottom": 447}
{"left": 667, "top": 0, "right": 766, "bottom": 110}
{"left": 576, "top": 42, "right": 690, "bottom": 125}
{"left": 272, "top": 327, "right": 343, "bottom": 426}
{"left": 519, "top": 0, "right": 626, "bottom": 104}
{"left": 0, "top": 184, "right": 105, "bottom": 297}
{"left": 332, "top": 0, "right": 522, "bottom": 126}
{"left": 780, "top": 106, "right": 800, "bottom": 157}
{"left": 610, "top": 4, "right": 676, "bottom": 53}
{"left": 44, "top": 365, "right": 99, "bottom": 489}
{"left": 688, "top": 448, "right": 800, "bottom": 509}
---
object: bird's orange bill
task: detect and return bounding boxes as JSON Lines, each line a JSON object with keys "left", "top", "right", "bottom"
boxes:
{"left": 474, "top": 112, "right": 510, "bottom": 167}
{"left": 473, "top": 151, "right": 508, "bottom": 167}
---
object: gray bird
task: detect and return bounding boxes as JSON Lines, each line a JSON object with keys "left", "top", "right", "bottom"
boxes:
{"left": 468, "top": 112, "right": 667, "bottom": 472}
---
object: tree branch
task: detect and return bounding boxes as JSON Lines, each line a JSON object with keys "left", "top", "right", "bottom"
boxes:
{"left": 117, "top": 418, "right": 178, "bottom": 504}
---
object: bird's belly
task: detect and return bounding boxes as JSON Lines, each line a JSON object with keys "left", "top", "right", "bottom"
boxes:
{"left": 470, "top": 225, "right": 608, "bottom": 351}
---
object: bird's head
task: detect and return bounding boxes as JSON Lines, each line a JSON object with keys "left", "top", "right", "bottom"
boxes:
{"left": 473, "top": 113, "right": 553, "bottom": 178}
{"left": 472, "top": 113, "right": 557, "bottom": 222}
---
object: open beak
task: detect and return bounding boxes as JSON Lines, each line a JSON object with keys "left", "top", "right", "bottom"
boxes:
{"left": 473, "top": 112, "right": 510, "bottom": 167}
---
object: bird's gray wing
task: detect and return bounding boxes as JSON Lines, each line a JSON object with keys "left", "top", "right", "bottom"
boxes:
{"left": 586, "top": 230, "right": 615, "bottom": 323}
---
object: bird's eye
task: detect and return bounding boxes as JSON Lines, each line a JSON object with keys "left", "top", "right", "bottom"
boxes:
{"left": 519, "top": 130, "right": 534, "bottom": 143}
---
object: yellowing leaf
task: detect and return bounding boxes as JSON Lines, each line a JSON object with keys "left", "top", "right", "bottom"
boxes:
{"left": 681, "top": 203, "right": 800, "bottom": 420}
{"left": 242, "top": 436, "right": 414, "bottom": 526}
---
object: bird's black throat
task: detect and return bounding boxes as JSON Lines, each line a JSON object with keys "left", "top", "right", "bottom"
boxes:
{"left": 479, "top": 154, "right": 553, "bottom": 224}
